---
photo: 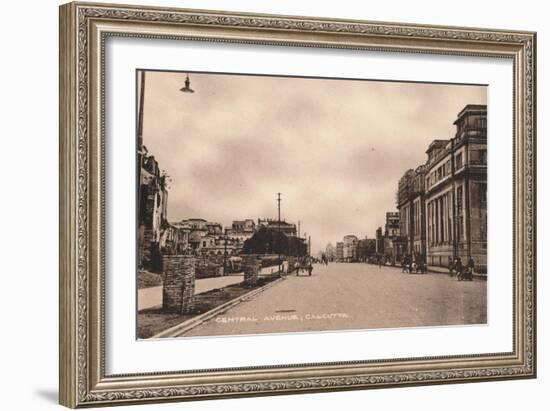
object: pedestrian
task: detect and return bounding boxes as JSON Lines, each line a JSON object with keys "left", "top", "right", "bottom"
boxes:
{"left": 448, "top": 256, "right": 455, "bottom": 277}
{"left": 466, "top": 257, "right": 475, "bottom": 281}
{"left": 456, "top": 257, "right": 464, "bottom": 281}
{"left": 294, "top": 261, "right": 300, "bottom": 276}
{"left": 307, "top": 261, "right": 313, "bottom": 276}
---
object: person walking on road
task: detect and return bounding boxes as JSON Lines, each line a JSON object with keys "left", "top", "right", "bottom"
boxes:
{"left": 294, "top": 261, "right": 300, "bottom": 276}
{"left": 455, "top": 257, "right": 464, "bottom": 281}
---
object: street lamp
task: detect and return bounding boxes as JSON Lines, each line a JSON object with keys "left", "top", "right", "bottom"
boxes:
{"left": 223, "top": 231, "right": 228, "bottom": 276}
{"left": 180, "top": 73, "right": 195, "bottom": 93}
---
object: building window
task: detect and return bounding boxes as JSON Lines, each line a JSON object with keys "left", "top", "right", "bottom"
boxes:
{"left": 447, "top": 191, "right": 453, "bottom": 244}
{"left": 456, "top": 153, "right": 463, "bottom": 169}
{"left": 477, "top": 117, "right": 487, "bottom": 129}
{"left": 439, "top": 196, "right": 445, "bottom": 243}
{"left": 457, "top": 186, "right": 463, "bottom": 240}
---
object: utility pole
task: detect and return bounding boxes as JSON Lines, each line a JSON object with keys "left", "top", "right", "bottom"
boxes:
{"left": 277, "top": 193, "right": 282, "bottom": 275}
{"left": 223, "top": 229, "right": 228, "bottom": 276}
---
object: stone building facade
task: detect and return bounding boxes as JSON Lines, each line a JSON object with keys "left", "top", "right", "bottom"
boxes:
{"left": 392, "top": 104, "right": 487, "bottom": 271}
{"left": 424, "top": 105, "right": 487, "bottom": 271}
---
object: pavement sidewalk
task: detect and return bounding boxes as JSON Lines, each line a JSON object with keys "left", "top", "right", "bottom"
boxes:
{"left": 427, "top": 264, "right": 487, "bottom": 280}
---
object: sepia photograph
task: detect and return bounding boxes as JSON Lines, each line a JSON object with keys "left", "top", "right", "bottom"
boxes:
{"left": 136, "top": 70, "right": 488, "bottom": 339}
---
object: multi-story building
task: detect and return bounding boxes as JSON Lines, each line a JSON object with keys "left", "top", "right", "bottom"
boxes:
{"left": 397, "top": 165, "right": 427, "bottom": 258}
{"left": 257, "top": 218, "right": 297, "bottom": 237}
{"left": 161, "top": 221, "right": 191, "bottom": 254}
{"left": 375, "top": 227, "right": 384, "bottom": 255}
{"left": 206, "top": 222, "right": 223, "bottom": 236}
{"left": 343, "top": 235, "right": 358, "bottom": 262}
{"left": 373, "top": 213, "right": 406, "bottom": 263}
{"left": 183, "top": 218, "right": 208, "bottom": 251}
{"left": 231, "top": 219, "right": 256, "bottom": 232}
{"left": 424, "top": 104, "right": 487, "bottom": 270}
{"left": 138, "top": 153, "right": 169, "bottom": 271}
{"left": 225, "top": 219, "right": 257, "bottom": 254}
{"left": 179, "top": 218, "right": 230, "bottom": 256}
{"left": 335, "top": 242, "right": 344, "bottom": 262}
{"left": 385, "top": 212, "right": 400, "bottom": 237}
{"left": 325, "top": 243, "right": 336, "bottom": 261}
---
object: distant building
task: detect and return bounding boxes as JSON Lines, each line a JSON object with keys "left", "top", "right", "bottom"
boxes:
{"left": 229, "top": 219, "right": 256, "bottom": 234}
{"left": 178, "top": 218, "right": 232, "bottom": 256}
{"left": 225, "top": 219, "right": 257, "bottom": 254}
{"left": 206, "top": 222, "right": 223, "bottom": 236}
{"left": 375, "top": 227, "right": 384, "bottom": 255}
{"left": 325, "top": 243, "right": 336, "bottom": 261}
{"left": 343, "top": 235, "right": 358, "bottom": 262}
{"left": 373, "top": 212, "right": 406, "bottom": 264}
{"left": 335, "top": 242, "right": 344, "bottom": 262}
{"left": 397, "top": 164, "right": 427, "bottom": 258}
{"left": 385, "top": 212, "right": 400, "bottom": 237}
{"left": 257, "top": 218, "right": 297, "bottom": 237}
{"left": 162, "top": 221, "right": 191, "bottom": 254}
{"left": 183, "top": 218, "right": 208, "bottom": 251}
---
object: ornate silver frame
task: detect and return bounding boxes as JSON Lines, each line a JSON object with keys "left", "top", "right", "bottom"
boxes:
{"left": 59, "top": 2, "right": 536, "bottom": 408}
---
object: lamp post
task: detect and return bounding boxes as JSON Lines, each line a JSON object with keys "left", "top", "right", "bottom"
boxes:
{"left": 180, "top": 73, "right": 195, "bottom": 93}
{"left": 223, "top": 230, "right": 228, "bottom": 276}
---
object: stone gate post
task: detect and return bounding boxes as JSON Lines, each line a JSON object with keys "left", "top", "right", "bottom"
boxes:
{"left": 162, "top": 255, "right": 196, "bottom": 313}
{"left": 242, "top": 255, "right": 261, "bottom": 286}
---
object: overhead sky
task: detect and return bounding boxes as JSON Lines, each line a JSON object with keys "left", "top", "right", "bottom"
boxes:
{"left": 140, "top": 70, "right": 486, "bottom": 254}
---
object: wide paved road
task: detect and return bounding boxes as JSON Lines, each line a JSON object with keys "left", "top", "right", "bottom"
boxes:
{"left": 183, "top": 262, "right": 487, "bottom": 337}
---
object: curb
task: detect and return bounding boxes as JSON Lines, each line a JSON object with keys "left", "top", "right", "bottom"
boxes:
{"left": 151, "top": 276, "right": 285, "bottom": 338}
